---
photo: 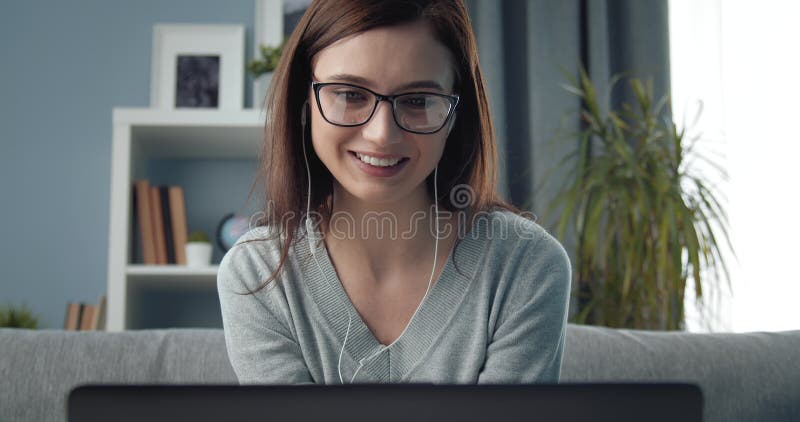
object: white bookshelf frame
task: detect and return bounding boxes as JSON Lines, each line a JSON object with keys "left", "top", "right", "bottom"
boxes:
{"left": 106, "top": 108, "right": 263, "bottom": 331}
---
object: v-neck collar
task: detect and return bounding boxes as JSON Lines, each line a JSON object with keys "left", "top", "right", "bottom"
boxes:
{"left": 296, "top": 217, "right": 487, "bottom": 382}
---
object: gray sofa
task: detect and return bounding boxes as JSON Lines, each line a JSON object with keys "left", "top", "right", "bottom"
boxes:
{"left": 1, "top": 324, "right": 798, "bottom": 422}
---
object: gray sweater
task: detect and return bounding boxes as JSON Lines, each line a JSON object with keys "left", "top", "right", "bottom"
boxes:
{"left": 217, "top": 209, "right": 571, "bottom": 384}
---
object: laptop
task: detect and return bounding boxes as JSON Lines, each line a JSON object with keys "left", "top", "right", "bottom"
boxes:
{"left": 68, "top": 383, "right": 703, "bottom": 422}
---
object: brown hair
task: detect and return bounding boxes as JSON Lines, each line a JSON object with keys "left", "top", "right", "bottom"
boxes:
{"left": 242, "top": 0, "right": 526, "bottom": 292}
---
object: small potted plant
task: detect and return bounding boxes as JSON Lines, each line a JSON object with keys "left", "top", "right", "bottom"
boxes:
{"left": 247, "top": 40, "right": 284, "bottom": 107}
{"left": 0, "top": 304, "right": 39, "bottom": 329}
{"left": 185, "top": 231, "right": 212, "bottom": 267}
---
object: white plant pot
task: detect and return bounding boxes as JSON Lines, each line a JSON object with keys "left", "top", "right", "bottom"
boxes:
{"left": 185, "top": 242, "right": 213, "bottom": 267}
{"left": 252, "top": 71, "right": 273, "bottom": 109}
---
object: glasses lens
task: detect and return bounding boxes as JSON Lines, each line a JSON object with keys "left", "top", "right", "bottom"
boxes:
{"left": 317, "top": 84, "right": 375, "bottom": 125}
{"left": 395, "top": 94, "right": 452, "bottom": 133}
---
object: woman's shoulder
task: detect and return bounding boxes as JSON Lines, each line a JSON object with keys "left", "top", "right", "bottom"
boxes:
{"left": 468, "top": 208, "right": 548, "bottom": 242}
{"left": 473, "top": 208, "right": 571, "bottom": 275}
{"left": 225, "top": 224, "right": 283, "bottom": 257}
{"left": 235, "top": 223, "right": 288, "bottom": 243}
{"left": 473, "top": 208, "right": 572, "bottom": 303}
{"left": 217, "top": 224, "right": 289, "bottom": 289}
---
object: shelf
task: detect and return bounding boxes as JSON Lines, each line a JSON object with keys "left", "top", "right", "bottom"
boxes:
{"left": 113, "top": 108, "right": 264, "bottom": 126}
{"left": 126, "top": 265, "right": 218, "bottom": 290}
{"left": 114, "top": 108, "right": 264, "bottom": 159}
{"left": 127, "top": 264, "right": 218, "bottom": 276}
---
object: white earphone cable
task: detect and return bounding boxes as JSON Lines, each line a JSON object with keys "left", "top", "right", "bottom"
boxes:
{"left": 348, "top": 165, "right": 439, "bottom": 383}
{"left": 301, "top": 101, "right": 440, "bottom": 383}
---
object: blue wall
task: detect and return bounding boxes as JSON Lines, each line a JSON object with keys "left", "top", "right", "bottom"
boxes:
{"left": 0, "top": 0, "right": 256, "bottom": 329}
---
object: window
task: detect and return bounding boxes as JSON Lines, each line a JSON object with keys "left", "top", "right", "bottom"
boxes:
{"left": 670, "top": 0, "right": 800, "bottom": 332}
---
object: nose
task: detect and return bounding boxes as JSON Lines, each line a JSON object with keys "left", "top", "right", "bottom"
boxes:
{"left": 361, "top": 99, "right": 403, "bottom": 145}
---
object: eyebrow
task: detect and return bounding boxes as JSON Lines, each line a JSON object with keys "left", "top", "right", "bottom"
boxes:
{"left": 324, "top": 73, "right": 446, "bottom": 92}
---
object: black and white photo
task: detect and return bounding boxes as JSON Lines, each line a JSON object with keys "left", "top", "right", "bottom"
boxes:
{"left": 175, "top": 55, "right": 220, "bottom": 108}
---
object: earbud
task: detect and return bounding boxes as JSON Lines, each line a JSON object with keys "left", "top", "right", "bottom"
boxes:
{"left": 301, "top": 100, "right": 308, "bottom": 126}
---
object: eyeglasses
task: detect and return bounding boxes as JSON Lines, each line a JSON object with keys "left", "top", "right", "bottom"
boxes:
{"left": 311, "top": 81, "right": 460, "bottom": 134}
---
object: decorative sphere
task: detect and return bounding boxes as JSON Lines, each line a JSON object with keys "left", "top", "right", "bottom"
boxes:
{"left": 216, "top": 214, "right": 250, "bottom": 252}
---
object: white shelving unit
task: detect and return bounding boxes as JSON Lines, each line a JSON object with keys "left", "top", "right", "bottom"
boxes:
{"left": 106, "top": 108, "right": 263, "bottom": 331}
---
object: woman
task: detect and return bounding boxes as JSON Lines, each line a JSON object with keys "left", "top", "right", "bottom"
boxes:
{"left": 218, "top": 0, "right": 571, "bottom": 384}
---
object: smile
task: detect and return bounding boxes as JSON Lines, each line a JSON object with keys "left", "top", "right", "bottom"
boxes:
{"left": 348, "top": 151, "right": 410, "bottom": 177}
{"left": 353, "top": 151, "right": 408, "bottom": 167}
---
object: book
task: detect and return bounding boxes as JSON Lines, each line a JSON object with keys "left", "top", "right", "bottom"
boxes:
{"left": 75, "top": 304, "right": 86, "bottom": 330}
{"left": 64, "top": 303, "right": 81, "bottom": 330}
{"left": 150, "top": 186, "right": 168, "bottom": 265}
{"left": 134, "top": 180, "right": 157, "bottom": 264}
{"left": 168, "top": 186, "right": 189, "bottom": 265}
{"left": 90, "top": 295, "right": 107, "bottom": 331}
{"left": 131, "top": 186, "right": 141, "bottom": 264}
{"left": 159, "top": 186, "right": 176, "bottom": 264}
{"left": 79, "top": 305, "right": 97, "bottom": 331}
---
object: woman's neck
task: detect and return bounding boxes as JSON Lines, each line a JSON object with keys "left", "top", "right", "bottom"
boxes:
{"left": 321, "top": 183, "right": 452, "bottom": 279}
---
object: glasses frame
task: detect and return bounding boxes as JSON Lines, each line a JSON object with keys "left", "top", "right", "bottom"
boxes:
{"left": 311, "top": 81, "right": 460, "bottom": 135}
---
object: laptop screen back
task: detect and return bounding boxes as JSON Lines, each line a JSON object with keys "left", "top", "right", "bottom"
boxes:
{"left": 68, "top": 383, "right": 703, "bottom": 422}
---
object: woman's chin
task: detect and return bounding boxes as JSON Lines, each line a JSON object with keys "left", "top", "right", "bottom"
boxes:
{"left": 335, "top": 185, "right": 416, "bottom": 209}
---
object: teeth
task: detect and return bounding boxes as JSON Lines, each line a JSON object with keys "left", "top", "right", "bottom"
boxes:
{"left": 355, "top": 152, "right": 403, "bottom": 167}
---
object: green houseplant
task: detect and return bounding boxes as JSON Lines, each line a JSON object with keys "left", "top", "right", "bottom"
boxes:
{"left": 248, "top": 41, "right": 285, "bottom": 107}
{"left": 187, "top": 231, "right": 210, "bottom": 243}
{"left": 0, "top": 304, "right": 39, "bottom": 329}
{"left": 544, "top": 69, "right": 735, "bottom": 330}
{"left": 247, "top": 42, "right": 285, "bottom": 77}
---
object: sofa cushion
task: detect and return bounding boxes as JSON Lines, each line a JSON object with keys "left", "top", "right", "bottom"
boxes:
{"left": 563, "top": 324, "right": 800, "bottom": 421}
{"left": 0, "top": 328, "right": 236, "bottom": 422}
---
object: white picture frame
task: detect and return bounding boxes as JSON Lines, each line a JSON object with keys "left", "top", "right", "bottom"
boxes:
{"left": 150, "top": 24, "right": 245, "bottom": 110}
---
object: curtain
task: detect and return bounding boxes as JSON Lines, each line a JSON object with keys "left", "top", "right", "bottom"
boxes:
{"left": 465, "top": 0, "right": 670, "bottom": 217}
